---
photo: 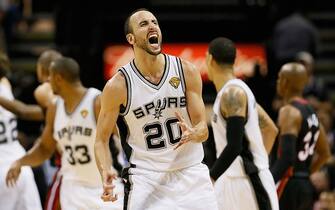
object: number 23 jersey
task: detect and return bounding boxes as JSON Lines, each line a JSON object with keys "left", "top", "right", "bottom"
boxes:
{"left": 117, "top": 54, "right": 204, "bottom": 171}
{"left": 53, "top": 88, "right": 103, "bottom": 186}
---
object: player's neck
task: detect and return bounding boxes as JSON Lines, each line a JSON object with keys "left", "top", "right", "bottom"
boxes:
{"left": 213, "top": 69, "right": 235, "bottom": 91}
{"left": 134, "top": 53, "right": 165, "bottom": 82}
{"left": 61, "top": 83, "right": 87, "bottom": 113}
{"left": 284, "top": 93, "right": 303, "bottom": 104}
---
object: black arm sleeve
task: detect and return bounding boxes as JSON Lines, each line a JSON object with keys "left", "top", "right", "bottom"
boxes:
{"left": 210, "top": 116, "right": 245, "bottom": 181}
{"left": 270, "top": 134, "right": 297, "bottom": 182}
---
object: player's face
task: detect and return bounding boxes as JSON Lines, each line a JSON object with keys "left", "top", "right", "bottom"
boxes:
{"left": 206, "top": 52, "right": 214, "bottom": 81}
{"left": 130, "top": 11, "right": 162, "bottom": 55}
{"left": 48, "top": 70, "right": 60, "bottom": 94}
{"left": 36, "top": 64, "right": 46, "bottom": 83}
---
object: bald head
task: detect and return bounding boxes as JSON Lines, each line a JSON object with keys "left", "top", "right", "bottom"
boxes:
{"left": 278, "top": 62, "right": 308, "bottom": 95}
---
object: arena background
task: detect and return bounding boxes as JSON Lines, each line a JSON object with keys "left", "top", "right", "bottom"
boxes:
{"left": 1, "top": 0, "right": 335, "bottom": 207}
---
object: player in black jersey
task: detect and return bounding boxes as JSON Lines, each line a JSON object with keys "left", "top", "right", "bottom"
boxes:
{"left": 270, "top": 62, "right": 331, "bottom": 210}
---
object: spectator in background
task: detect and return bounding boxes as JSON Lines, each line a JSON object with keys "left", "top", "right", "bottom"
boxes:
{"left": 311, "top": 162, "right": 335, "bottom": 210}
{"left": 295, "top": 51, "right": 332, "bottom": 113}
{"left": 272, "top": 11, "right": 319, "bottom": 70}
{"left": 314, "top": 191, "right": 335, "bottom": 210}
{"left": 311, "top": 163, "right": 335, "bottom": 195}
{"left": 266, "top": 6, "right": 320, "bottom": 121}
{"left": 318, "top": 111, "right": 335, "bottom": 155}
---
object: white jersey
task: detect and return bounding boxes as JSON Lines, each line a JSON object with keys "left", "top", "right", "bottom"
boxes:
{"left": 211, "top": 79, "right": 269, "bottom": 177}
{"left": 53, "top": 88, "right": 104, "bottom": 186}
{"left": 0, "top": 80, "right": 25, "bottom": 165}
{"left": 117, "top": 54, "right": 204, "bottom": 171}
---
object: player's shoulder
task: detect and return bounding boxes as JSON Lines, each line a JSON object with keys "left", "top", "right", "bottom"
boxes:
{"left": 178, "top": 57, "right": 197, "bottom": 74}
{"left": 102, "top": 71, "right": 128, "bottom": 105}
{"left": 0, "top": 77, "right": 12, "bottom": 90}
{"left": 221, "top": 84, "right": 247, "bottom": 101}
{"left": 105, "top": 71, "right": 127, "bottom": 90}
{"left": 34, "top": 82, "right": 55, "bottom": 108}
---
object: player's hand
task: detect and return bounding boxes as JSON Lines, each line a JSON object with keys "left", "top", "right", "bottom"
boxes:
{"left": 174, "top": 111, "right": 194, "bottom": 150}
{"left": 101, "top": 170, "right": 118, "bottom": 202}
{"left": 6, "top": 160, "right": 22, "bottom": 187}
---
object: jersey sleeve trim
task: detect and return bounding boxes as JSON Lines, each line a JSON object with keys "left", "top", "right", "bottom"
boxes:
{"left": 176, "top": 57, "right": 186, "bottom": 93}
{"left": 118, "top": 68, "right": 132, "bottom": 116}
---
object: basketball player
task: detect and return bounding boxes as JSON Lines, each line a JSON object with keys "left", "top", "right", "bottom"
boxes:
{"left": 0, "top": 49, "right": 63, "bottom": 210}
{"left": 0, "top": 52, "right": 42, "bottom": 210}
{"left": 94, "top": 8, "right": 218, "bottom": 210}
{"left": 270, "top": 62, "right": 331, "bottom": 210}
{"left": 6, "top": 57, "right": 123, "bottom": 210}
{"left": 206, "top": 37, "right": 279, "bottom": 210}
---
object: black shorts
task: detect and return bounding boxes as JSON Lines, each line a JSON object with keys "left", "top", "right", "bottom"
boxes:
{"left": 279, "top": 177, "right": 314, "bottom": 210}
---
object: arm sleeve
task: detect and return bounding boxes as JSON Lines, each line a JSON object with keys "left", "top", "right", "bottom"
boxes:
{"left": 210, "top": 116, "right": 245, "bottom": 181}
{"left": 270, "top": 134, "right": 297, "bottom": 182}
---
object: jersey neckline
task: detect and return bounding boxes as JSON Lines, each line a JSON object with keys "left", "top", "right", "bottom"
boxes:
{"left": 130, "top": 54, "right": 169, "bottom": 90}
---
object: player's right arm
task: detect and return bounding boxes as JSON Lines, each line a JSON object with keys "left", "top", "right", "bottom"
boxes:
{"left": 0, "top": 96, "right": 44, "bottom": 121}
{"left": 5, "top": 101, "right": 57, "bottom": 187}
{"left": 94, "top": 72, "right": 126, "bottom": 202}
{"left": 210, "top": 85, "right": 248, "bottom": 181}
{"left": 310, "top": 123, "right": 331, "bottom": 173}
{"left": 270, "top": 105, "right": 301, "bottom": 182}
{"left": 257, "top": 104, "right": 278, "bottom": 154}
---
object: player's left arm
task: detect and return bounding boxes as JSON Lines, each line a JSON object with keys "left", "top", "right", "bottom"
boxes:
{"left": 270, "top": 105, "right": 301, "bottom": 182}
{"left": 257, "top": 104, "right": 279, "bottom": 154}
{"left": 210, "top": 85, "right": 247, "bottom": 181}
{"left": 174, "top": 60, "right": 208, "bottom": 149}
{"left": 310, "top": 123, "right": 331, "bottom": 173}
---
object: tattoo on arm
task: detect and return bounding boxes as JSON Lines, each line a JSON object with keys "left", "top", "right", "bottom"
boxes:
{"left": 221, "top": 87, "right": 247, "bottom": 117}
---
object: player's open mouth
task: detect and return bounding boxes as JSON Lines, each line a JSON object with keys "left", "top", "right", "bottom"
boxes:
{"left": 148, "top": 34, "right": 159, "bottom": 48}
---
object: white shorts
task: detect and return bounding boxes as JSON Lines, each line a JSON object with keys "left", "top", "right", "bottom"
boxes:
{"left": 214, "top": 169, "right": 279, "bottom": 210}
{"left": 124, "top": 163, "right": 218, "bottom": 210}
{"left": 0, "top": 165, "right": 42, "bottom": 210}
{"left": 60, "top": 178, "right": 124, "bottom": 210}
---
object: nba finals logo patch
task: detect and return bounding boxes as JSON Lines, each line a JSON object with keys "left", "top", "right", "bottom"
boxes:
{"left": 80, "top": 109, "right": 88, "bottom": 118}
{"left": 169, "top": 77, "right": 180, "bottom": 89}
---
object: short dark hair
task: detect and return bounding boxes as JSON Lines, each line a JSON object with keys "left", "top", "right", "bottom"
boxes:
{"left": 37, "top": 50, "right": 62, "bottom": 74}
{"left": 208, "top": 37, "right": 236, "bottom": 65}
{"left": 0, "top": 51, "right": 10, "bottom": 78}
{"left": 50, "top": 57, "right": 80, "bottom": 82}
{"left": 124, "top": 8, "right": 150, "bottom": 36}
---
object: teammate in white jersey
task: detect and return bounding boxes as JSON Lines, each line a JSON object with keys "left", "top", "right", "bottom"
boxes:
{"left": 6, "top": 57, "right": 123, "bottom": 210}
{"left": 0, "top": 52, "right": 42, "bottom": 210}
{"left": 206, "top": 37, "right": 279, "bottom": 210}
{"left": 0, "top": 49, "right": 63, "bottom": 210}
{"left": 95, "top": 8, "right": 218, "bottom": 210}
